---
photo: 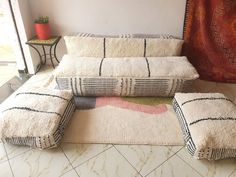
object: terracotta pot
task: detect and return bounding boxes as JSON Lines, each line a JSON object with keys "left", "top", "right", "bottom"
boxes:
{"left": 34, "top": 23, "right": 51, "bottom": 40}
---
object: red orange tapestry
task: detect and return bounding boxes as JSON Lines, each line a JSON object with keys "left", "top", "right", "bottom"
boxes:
{"left": 182, "top": 0, "right": 236, "bottom": 82}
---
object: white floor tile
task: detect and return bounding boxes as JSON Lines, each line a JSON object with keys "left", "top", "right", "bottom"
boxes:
{"left": 146, "top": 155, "right": 202, "bottom": 177}
{"left": 75, "top": 147, "right": 142, "bottom": 177}
{"left": 230, "top": 170, "right": 236, "bottom": 177}
{"left": 176, "top": 148, "right": 236, "bottom": 177}
{"left": 168, "top": 146, "right": 184, "bottom": 153}
{"left": 61, "top": 143, "right": 112, "bottom": 168}
{"left": 10, "top": 148, "right": 72, "bottom": 177}
{"left": 4, "top": 143, "right": 31, "bottom": 159}
{"left": 114, "top": 145, "right": 178, "bottom": 176}
{"left": 0, "top": 161, "right": 13, "bottom": 177}
{"left": 0, "top": 143, "right": 7, "bottom": 163}
{"left": 60, "top": 169, "right": 79, "bottom": 177}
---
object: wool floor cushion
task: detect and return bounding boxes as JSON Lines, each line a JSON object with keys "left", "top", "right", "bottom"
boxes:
{"left": 0, "top": 87, "right": 75, "bottom": 149}
{"left": 54, "top": 55, "right": 199, "bottom": 97}
{"left": 173, "top": 93, "right": 236, "bottom": 160}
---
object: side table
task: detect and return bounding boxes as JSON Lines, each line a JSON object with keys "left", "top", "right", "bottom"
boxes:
{"left": 26, "top": 36, "right": 61, "bottom": 72}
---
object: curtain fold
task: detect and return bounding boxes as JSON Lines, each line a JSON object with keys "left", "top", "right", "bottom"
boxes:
{"left": 182, "top": 0, "right": 236, "bottom": 83}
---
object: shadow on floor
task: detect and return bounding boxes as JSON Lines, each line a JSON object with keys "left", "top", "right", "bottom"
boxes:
{"left": 0, "top": 73, "right": 30, "bottom": 103}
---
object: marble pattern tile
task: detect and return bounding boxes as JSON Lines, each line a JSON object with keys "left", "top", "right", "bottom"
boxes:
{"left": 114, "top": 145, "right": 179, "bottom": 176}
{"left": 146, "top": 155, "right": 202, "bottom": 177}
{"left": 4, "top": 143, "right": 31, "bottom": 159}
{"left": 75, "top": 147, "right": 142, "bottom": 177}
{"left": 168, "top": 146, "right": 184, "bottom": 153}
{"left": 0, "top": 77, "right": 21, "bottom": 103}
{"left": 229, "top": 170, "right": 236, "bottom": 177}
{"left": 10, "top": 148, "right": 73, "bottom": 177}
{"left": 176, "top": 148, "right": 236, "bottom": 177}
{"left": 61, "top": 143, "right": 112, "bottom": 168}
{"left": 60, "top": 169, "right": 79, "bottom": 177}
{"left": 0, "top": 143, "right": 7, "bottom": 163}
{"left": 0, "top": 161, "right": 13, "bottom": 177}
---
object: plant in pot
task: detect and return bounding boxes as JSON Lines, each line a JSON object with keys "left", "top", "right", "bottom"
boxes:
{"left": 34, "top": 16, "right": 51, "bottom": 40}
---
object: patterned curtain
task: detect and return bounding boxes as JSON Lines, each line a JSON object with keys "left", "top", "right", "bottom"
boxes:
{"left": 182, "top": 0, "right": 236, "bottom": 83}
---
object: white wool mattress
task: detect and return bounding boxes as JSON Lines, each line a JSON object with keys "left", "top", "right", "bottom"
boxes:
{"left": 0, "top": 87, "right": 75, "bottom": 149}
{"left": 173, "top": 93, "right": 236, "bottom": 160}
{"left": 54, "top": 55, "right": 199, "bottom": 97}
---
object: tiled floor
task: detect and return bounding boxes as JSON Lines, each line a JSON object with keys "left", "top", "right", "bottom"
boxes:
{"left": 0, "top": 43, "right": 18, "bottom": 87}
{"left": 0, "top": 66, "right": 236, "bottom": 177}
{"left": 0, "top": 64, "right": 19, "bottom": 87}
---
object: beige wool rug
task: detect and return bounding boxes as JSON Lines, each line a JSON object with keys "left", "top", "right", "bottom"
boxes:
{"left": 62, "top": 97, "right": 184, "bottom": 145}
{"left": 0, "top": 74, "right": 184, "bottom": 146}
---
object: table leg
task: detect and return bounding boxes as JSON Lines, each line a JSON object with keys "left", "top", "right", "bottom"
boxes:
{"left": 42, "top": 45, "right": 46, "bottom": 64}
{"left": 49, "top": 45, "right": 55, "bottom": 68}
{"left": 53, "top": 40, "right": 60, "bottom": 63}
{"left": 28, "top": 44, "right": 42, "bottom": 73}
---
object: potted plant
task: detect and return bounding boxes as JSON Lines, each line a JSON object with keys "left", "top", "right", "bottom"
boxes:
{"left": 34, "top": 16, "right": 51, "bottom": 40}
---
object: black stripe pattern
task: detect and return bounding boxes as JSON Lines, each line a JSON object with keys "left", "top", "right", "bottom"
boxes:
{"left": 3, "top": 107, "right": 62, "bottom": 117}
{"left": 144, "top": 58, "right": 150, "bottom": 77}
{"left": 173, "top": 99, "right": 196, "bottom": 156}
{"left": 99, "top": 58, "right": 105, "bottom": 76}
{"left": 144, "top": 39, "right": 146, "bottom": 57}
{"left": 189, "top": 117, "right": 236, "bottom": 126}
{"left": 182, "top": 97, "right": 233, "bottom": 106}
{"left": 16, "top": 92, "right": 69, "bottom": 101}
{"left": 3, "top": 99, "right": 75, "bottom": 149}
{"left": 173, "top": 98, "right": 236, "bottom": 160}
{"left": 56, "top": 77, "right": 191, "bottom": 97}
{"left": 103, "top": 38, "right": 106, "bottom": 58}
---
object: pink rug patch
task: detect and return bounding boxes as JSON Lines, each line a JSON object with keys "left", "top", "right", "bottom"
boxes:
{"left": 96, "top": 97, "right": 167, "bottom": 114}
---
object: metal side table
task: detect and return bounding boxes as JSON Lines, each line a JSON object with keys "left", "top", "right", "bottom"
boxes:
{"left": 26, "top": 36, "right": 61, "bottom": 72}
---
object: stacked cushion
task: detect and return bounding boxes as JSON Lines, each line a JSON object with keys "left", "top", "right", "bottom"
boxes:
{"left": 54, "top": 55, "right": 199, "bottom": 96}
{"left": 173, "top": 93, "right": 236, "bottom": 160}
{"left": 60, "top": 34, "right": 196, "bottom": 97}
{"left": 146, "top": 38, "right": 183, "bottom": 57}
{"left": 64, "top": 36, "right": 183, "bottom": 58}
{"left": 105, "top": 38, "right": 144, "bottom": 57}
{"left": 0, "top": 87, "right": 75, "bottom": 149}
{"left": 64, "top": 37, "right": 104, "bottom": 57}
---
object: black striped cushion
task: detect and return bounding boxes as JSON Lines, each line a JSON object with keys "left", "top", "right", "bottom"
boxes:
{"left": 0, "top": 88, "right": 75, "bottom": 149}
{"left": 173, "top": 93, "right": 236, "bottom": 160}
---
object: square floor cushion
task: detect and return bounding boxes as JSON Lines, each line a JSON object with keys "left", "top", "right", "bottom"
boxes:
{"left": 173, "top": 93, "right": 236, "bottom": 160}
{"left": 0, "top": 87, "right": 75, "bottom": 149}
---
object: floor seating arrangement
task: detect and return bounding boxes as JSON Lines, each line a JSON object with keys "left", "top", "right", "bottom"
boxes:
{"left": 173, "top": 93, "right": 236, "bottom": 160}
{"left": 1, "top": 33, "right": 235, "bottom": 160}
{"left": 0, "top": 87, "right": 75, "bottom": 149}
{"left": 54, "top": 35, "right": 199, "bottom": 96}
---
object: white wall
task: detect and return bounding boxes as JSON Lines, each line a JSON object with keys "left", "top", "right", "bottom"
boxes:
{"left": 29, "top": 0, "right": 186, "bottom": 60}
{"left": 12, "top": 0, "right": 39, "bottom": 74}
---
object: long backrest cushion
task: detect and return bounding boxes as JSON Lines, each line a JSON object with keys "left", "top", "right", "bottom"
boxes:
{"left": 64, "top": 36, "right": 104, "bottom": 57}
{"left": 64, "top": 35, "right": 184, "bottom": 57}
{"left": 146, "top": 38, "right": 183, "bottom": 57}
{"left": 105, "top": 38, "right": 144, "bottom": 57}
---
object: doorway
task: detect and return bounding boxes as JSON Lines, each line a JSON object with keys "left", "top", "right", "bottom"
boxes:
{"left": 0, "top": 0, "right": 25, "bottom": 87}
{"left": 0, "top": 0, "right": 28, "bottom": 103}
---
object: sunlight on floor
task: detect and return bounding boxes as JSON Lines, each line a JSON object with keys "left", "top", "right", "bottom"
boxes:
{"left": 0, "top": 64, "right": 18, "bottom": 87}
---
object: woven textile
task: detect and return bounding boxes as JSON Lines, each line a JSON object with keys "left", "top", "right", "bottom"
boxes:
{"left": 0, "top": 87, "right": 76, "bottom": 149}
{"left": 182, "top": 0, "right": 236, "bottom": 82}
{"left": 54, "top": 56, "right": 199, "bottom": 96}
{"left": 173, "top": 93, "right": 236, "bottom": 160}
{"left": 64, "top": 36, "right": 183, "bottom": 58}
